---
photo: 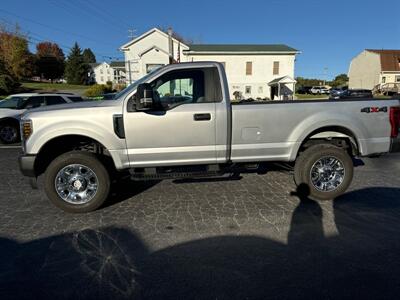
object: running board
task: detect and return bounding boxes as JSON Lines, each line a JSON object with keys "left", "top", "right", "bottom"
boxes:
{"left": 129, "top": 165, "right": 224, "bottom": 181}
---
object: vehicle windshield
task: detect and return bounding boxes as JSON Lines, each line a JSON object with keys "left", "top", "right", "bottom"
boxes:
{"left": 0, "top": 96, "right": 29, "bottom": 109}
{"left": 113, "top": 69, "right": 160, "bottom": 100}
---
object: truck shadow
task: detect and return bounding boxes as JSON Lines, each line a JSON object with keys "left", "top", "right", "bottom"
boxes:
{"left": 1, "top": 186, "right": 400, "bottom": 299}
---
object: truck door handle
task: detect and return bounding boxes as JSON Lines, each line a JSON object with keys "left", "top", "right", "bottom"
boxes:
{"left": 194, "top": 113, "right": 211, "bottom": 121}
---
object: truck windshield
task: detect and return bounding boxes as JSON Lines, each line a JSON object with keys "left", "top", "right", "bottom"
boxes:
{"left": 114, "top": 70, "right": 159, "bottom": 100}
{"left": 0, "top": 96, "right": 29, "bottom": 109}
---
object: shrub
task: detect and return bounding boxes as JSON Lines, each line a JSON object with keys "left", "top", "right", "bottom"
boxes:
{"left": 84, "top": 84, "right": 112, "bottom": 97}
{"left": 0, "top": 74, "right": 20, "bottom": 94}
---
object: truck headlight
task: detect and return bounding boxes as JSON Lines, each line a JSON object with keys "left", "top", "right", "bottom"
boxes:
{"left": 21, "top": 120, "right": 33, "bottom": 140}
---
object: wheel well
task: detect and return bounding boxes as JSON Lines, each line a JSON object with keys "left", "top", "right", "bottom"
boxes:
{"left": 0, "top": 117, "right": 19, "bottom": 127}
{"left": 35, "top": 135, "right": 114, "bottom": 177}
{"left": 299, "top": 126, "right": 360, "bottom": 157}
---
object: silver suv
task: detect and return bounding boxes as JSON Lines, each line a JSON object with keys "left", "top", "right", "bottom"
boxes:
{"left": 0, "top": 93, "right": 84, "bottom": 144}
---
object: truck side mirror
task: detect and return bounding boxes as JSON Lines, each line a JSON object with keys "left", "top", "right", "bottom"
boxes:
{"left": 135, "top": 83, "right": 154, "bottom": 111}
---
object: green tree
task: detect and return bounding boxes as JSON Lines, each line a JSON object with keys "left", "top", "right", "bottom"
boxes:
{"left": 65, "top": 42, "right": 89, "bottom": 84}
{"left": 35, "top": 42, "right": 65, "bottom": 81}
{"left": 82, "top": 48, "right": 96, "bottom": 64}
{"left": 330, "top": 74, "right": 349, "bottom": 88}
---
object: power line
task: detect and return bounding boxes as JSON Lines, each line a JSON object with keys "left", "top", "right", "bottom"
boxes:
{"left": 1, "top": 17, "right": 123, "bottom": 60}
{"left": 47, "top": 0, "right": 126, "bottom": 32}
{"left": 70, "top": 0, "right": 130, "bottom": 31}
{"left": 0, "top": 7, "right": 117, "bottom": 47}
{"left": 83, "top": 0, "right": 132, "bottom": 29}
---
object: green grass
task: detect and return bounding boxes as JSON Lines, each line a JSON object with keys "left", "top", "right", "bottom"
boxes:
{"left": 21, "top": 82, "right": 88, "bottom": 91}
{"left": 295, "top": 93, "right": 329, "bottom": 100}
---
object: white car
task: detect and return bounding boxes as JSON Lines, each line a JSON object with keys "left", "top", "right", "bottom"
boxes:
{"left": 0, "top": 93, "right": 84, "bottom": 144}
{"left": 310, "top": 86, "right": 330, "bottom": 95}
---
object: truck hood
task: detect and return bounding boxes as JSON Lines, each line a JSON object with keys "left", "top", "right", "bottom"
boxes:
{"left": 22, "top": 100, "right": 122, "bottom": 121}
{"left": 29, "top": 100, "right": 117, "bottom": 113}
{"left": 0, "top": 108, "right": 24, "bottom": 119}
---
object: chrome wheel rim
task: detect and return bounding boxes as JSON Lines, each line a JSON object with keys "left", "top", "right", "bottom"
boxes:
{"left": 0, "top": 126, "right": 17, "bottom": 143}
{"left": 55, "top": 164, "right": 98, "bottom": 204}
{"left": 310, "top": 156, "right": 345, "bottom": 192}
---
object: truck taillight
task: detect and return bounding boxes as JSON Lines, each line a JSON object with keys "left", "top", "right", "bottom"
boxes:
{"left": 390, "top": 107, "right": 400, "bottom": 138}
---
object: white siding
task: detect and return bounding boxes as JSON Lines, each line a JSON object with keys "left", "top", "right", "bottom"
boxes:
{"left": 185, "top": 54, "right": 296, "bottom": 99}
{"left": 122, "top": 29, "right": 188, "bottom": 83}
{"left": 348, "top": 50, "right": 381, "bottom": 89}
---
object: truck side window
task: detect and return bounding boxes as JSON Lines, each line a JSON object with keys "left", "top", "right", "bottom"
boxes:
{"left": 151, "top": 67, "right": 223, "bottom": 110}
{"left": 21, "top": 96, "right": 45, "bottom": 109}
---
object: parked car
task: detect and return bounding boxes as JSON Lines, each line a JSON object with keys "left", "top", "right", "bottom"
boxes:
{"left": 310, "top": 86, "right": 330, "bottom": 95}
{"left": 19, "top": 62, "right": 400, "bottom": 213}
{"left": 0, "top": 93, "right": 84, "bottom": 144}
{"left": 332, "top": 89, "right": 373, "bottom": 100}
{"left": 329, "top": 87, "right": 348, "bottom": 99}
{"left": 296, "top": 86, "right": 312, "bottom": 94}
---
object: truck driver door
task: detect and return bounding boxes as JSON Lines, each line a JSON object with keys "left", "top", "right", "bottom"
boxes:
{"left": 124, "top": 67, "right": 222, "bottom": 167}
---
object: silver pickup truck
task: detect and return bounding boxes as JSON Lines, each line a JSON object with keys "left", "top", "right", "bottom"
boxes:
{"left": 19, "top": 62, "right": 400, "bottom": 213}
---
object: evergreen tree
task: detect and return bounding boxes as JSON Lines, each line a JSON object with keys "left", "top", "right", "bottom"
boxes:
{"left": 65, "top": 42, "right": 89, "bottom": 84}
{"left": 82, "top": 48, "right": 96, "bottom": 64}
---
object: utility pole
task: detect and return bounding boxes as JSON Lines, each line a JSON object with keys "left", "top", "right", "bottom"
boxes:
{"left": 126, "top": 29, "right": 136, "bottom": 85}
{"left": 323, "top": 67, "right": 328, "bottom": 86}
{"left": 128, "top": 60, "right": 132, "bottom": 84}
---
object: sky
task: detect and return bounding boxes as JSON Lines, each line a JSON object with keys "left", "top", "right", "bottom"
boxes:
{"left": 0, "top": 0, "right": 399, "bottom": 80}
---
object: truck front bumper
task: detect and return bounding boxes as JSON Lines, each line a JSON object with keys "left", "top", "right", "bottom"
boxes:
{"left": 19, "top": 154, "right": 36, "bottom": 177}
{"left": 390, "top": 137, "right": 400, "bottom": 153}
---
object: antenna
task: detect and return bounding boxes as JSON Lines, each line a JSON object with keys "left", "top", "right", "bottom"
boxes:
{"left": 128, "top": 28, "right": 137, "bottom": 40}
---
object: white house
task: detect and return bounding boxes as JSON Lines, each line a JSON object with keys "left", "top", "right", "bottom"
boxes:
{"left": 349, "top": 49, "right": 400, "bottom": 91}
{"left": 89, "top": 61, "right": 126, "bottom": 85}
{"left": 120, "top": 28, "right": 299, "bottom": 100}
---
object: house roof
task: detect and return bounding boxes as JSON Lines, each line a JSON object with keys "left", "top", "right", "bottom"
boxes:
{"left": 184, "top": 44, "right": 299, "bottom": 54}
{"left": 268, "top": 76, "right": 297, "bottom": 85}
{"left": 120, "top": 27, "right": 190, "bottom": 50}
{"left": 137, "top": 45, "right": 170, "bottom": 58}
{"left": 367, "top": 49, "right": 400, "bottom": 71}
{"left": 110, "top": 61, "right": 125, "bottom": 68}
{"left": 89, "top": 63, "right": 100, "bottom": 68}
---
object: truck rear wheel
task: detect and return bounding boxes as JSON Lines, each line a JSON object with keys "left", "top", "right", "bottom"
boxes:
{"left": 294, "top": 144, "right": 353, "bottom": 200}
{"left": 44, "top": 151, "right": 110, "bottom": 213}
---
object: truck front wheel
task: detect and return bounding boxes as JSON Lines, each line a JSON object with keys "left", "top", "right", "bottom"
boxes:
{"left": 294, "top": 144, "right": 354, "bottom": 200}
{"left": 44, "top": 151, "right": 110, "bottom": 213}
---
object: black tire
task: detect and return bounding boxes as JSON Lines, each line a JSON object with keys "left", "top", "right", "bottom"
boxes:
{"left": 44, "top": 151, "right": 110, "bottom": 213}
{"left": 0, "top": 123, "right": 20, "bottom": 144}
{"left": 293, "top": 144, "right": 353, "bottom": 200}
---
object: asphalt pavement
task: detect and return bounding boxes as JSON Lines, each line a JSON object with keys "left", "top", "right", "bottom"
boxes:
{"left": 0, "top": 147, "right": 400, "bottom": 299}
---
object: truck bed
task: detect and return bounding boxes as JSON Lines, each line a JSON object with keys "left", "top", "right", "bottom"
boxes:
{"left": 230, "top": 98, "right": 400, "bottom": 162}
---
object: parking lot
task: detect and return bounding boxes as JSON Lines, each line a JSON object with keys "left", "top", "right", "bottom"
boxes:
{"left": 1, "top": 146, "right": 400, "bottom": 299}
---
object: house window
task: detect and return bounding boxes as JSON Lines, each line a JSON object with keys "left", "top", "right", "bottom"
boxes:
{"left": 245, "top": 86, "right": 251, "bottom": 94}
{"left": 273, "top": 61, "right": 280, "bottom": 75}
{"left": 100, "top": 76, "right": 104, "bottom": 82}
{"left": 107, "top": 76, "right": 111, "bottom": 82}
{"left": 396, "top": 75, "right": 400, "bottom": 83}
{"left": 382, "top": 76, "right": 386, "bottom": 83}
{"left": 258, "top": 86, "right": 263, "bottom": 93}
{"left": 100, "top": 69, "right": 103, "bottom": 74}
{"left": 246, "top": 62, "right": 252, "bottom": 75}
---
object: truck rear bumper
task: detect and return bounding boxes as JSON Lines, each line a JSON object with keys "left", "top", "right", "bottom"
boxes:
{"left": 390, "top": 137, "right": 400, "bottom": 153}
{"left": 19, "top": 154, "right": 36, "bottom": 177}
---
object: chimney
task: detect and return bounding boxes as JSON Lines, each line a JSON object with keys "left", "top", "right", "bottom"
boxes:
{"left": 168, "top": 27, "right": 174, "bottom": 64}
